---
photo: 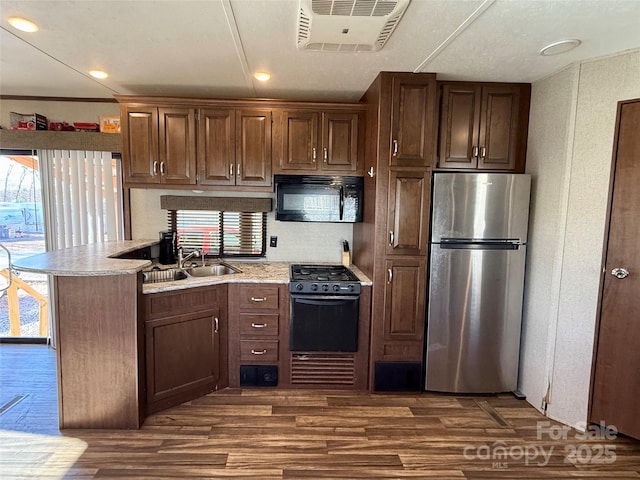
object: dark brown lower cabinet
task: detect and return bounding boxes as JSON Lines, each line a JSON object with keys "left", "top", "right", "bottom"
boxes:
{"left": 143, "top": 285, "right": 227, "bottom": 414}
{"left": 370, "top": 258, "right": 427, "bottom": 392}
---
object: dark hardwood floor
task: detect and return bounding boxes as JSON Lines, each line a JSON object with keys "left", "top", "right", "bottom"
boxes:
{"left": 1, "top": 344, "right": 639, "bottom": 479}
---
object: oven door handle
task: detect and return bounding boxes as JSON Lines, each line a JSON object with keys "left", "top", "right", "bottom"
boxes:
{"left": 292, "top": 295, "right": 360, "bottom": 305}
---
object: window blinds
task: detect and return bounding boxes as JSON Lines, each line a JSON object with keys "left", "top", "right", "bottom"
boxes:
{"left": 38, "top": 149, "right": 124, "bottom": 250}
{"left": 170, "top": 210, "right": 266, "bottom": 257}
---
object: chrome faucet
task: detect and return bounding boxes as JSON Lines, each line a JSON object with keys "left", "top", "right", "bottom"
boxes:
{"left": 177, "top": 248, "right": 200, "bottom": 268}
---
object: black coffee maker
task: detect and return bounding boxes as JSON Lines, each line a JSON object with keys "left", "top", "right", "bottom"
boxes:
{"left": 158, "top": 230, "right": 176, "bottom": 265}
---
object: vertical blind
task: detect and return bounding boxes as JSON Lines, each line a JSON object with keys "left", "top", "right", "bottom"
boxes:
{"left": 169, "top": 210, "right": 266, "bottom": 257}
{"left": 38, "top": 150, "right": 123, "bottom": 250}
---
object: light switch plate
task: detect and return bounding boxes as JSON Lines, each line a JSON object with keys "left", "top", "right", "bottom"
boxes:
{"left": 270, "top": 236, "right": 277, "bottom": 247}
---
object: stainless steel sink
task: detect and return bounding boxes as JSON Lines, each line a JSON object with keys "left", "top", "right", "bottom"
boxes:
{"left": 143, "top": 263, "right": 240, "bottom": 284}
{"left": 142, "top": 267, "right": 188, "bottom": 284}
{"left": 183, "top": 263, "right": 239, "bottom": 277}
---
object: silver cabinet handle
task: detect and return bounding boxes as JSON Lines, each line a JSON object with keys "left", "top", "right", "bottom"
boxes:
{"left": 312, "top": 147, "right": 317, "bottom": 162}
{"left": 153, "top": 161, "right": 158, "bottom": 175}
{"left": 368, "top": 166, "right": 375, "bottom": 177}
{"left": 611, "top": 267, "right": 629, "bottom": 279}
{"left": 160, "top": 162, "right": 166, "bottom": 175}
{"left": 323, "top": 147, "right": 328, "bottom": 163}
{"left": 251, "top": 349, "right": 267, "bottom": 355}
{"left": 251, "top": 296, "right": 267, "bottom": 302}
{"left": 472, "top": 146, "right": 479, "bottom": 159}
{"left": 388, "top": 268, "right": 393, "bottom": 283}
{"left": 230, "top": 163, "right": 234, "bottom": 176}
{"left": 251, "top": 323, "right": 267, "bottom": 328}
{"left": 392, "top": 139, "right": 398, "bottom": 156}
{"left": 389, "top": 231, "right": 394, "bottom": 246}
{"left": 479, "top": 146, "right": 486, "bottom": 160}
{"left": 237, "top": 163, "right": 241, "bottom": 176}
{"left": 214, "top": 317, "right": 219, "bottom": 333}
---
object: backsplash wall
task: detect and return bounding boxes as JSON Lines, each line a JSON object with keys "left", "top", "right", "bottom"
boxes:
{"left": 129, "top": 188, "right": 353, "bottom": 264}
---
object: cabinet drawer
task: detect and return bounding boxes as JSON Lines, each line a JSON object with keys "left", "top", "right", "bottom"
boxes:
{"left": 238, "top": 285, "right": 279, "bottom": 310}
{"left": 240, "top": 340, "right": 279, "bottom": 362}
{"left": 239, "top": 314, "right": 279, "bottom": 336}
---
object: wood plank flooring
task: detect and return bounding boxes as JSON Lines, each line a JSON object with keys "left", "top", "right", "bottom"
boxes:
{"left": 1, "top": 345, "right": 639, "bottom": 479}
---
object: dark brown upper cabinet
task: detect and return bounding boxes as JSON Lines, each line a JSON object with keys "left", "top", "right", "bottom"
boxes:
{"left": 275, "top": 109, "right": 362, "bottom": 174}
{"left": 386, "top": 170, "right": 430, "bottom": 257}
{"left": 158, "top": 107, "right": 197, "bottom": 185}
{"left": 197, "top": 108, "right": 235, "bottom": 186}
{"left": 122, "top": 105, "right": 158, "bottom": 184}
{"left": 198, "top": 108, "right": 271, "bottom": 186}
{"left": 121, "top": 105, "right": 197, "bottom": 185}
{"left": 390, "top": 75, "right": 437, "bottom": 168}
{"left": 195, "top": 108, "right": 273, "bottom": 187}
{"left": 235, "top": 109, "right": 272, "bottom": 187}
{"left": 437, "top": 82, "right": 531, "bottom": 173}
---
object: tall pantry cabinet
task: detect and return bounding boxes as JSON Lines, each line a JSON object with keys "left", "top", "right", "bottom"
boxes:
{"left": 353, "top": 72, "right": 436, "bottom": 391}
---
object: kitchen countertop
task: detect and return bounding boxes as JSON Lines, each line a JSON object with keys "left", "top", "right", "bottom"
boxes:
{"left": 142, "top": 262, "right": 372, "bottom": 294}
{"left": 11, "top": 240, "right": 372, "bottom": 293}
{"left": 11, "top": 240, "right": 157, "bottom": 276}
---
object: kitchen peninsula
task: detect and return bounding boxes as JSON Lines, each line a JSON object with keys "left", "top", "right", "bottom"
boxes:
{"left": 12, "top": 241, "right": 371, "bottom": 429}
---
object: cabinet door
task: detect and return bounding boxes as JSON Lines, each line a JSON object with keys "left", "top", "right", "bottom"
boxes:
{"left": 477, "top": 85, "right": 524, "bottom": 172}
{"left": 390, "top": 75, "right": 437, "bottom": 167}
{"left": 198, "top": 108, "right": 235, "bottom": 186}
{"left": 281, "top": 110, "right": 319, "bottom": 171}
{"left": 121, "top": 105, "right": 159, "bottom": 184}
{"left": 158, "top": 107, "right": 197, "bottom": 185}
{"left": 383, "top": 258, "right": 427, "bottom": 344}
{"left": 145, "top": 309, "right": 219, "bottom": 411}
{"left": 322, "top": 112, "right": 359, "bottom": 172}
{"left": 438, "top": 84, "right": 480, "bottom": 169}
{"left": 386, "top": 170, "right": 430, "bottom": 256}
{"left": 236, "top": 109, "right": 272, "bottom": 186}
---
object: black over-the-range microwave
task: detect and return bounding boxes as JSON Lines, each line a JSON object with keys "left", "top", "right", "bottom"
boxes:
{"left": 274, "top": 175, "right": 364, "bottom": 223}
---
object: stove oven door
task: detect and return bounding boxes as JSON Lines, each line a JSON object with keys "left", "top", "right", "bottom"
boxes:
{"left": 289, "top": 295, "right": 359, "bottom": 352}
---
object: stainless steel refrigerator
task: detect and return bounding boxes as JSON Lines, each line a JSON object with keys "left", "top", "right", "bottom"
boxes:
{"left": 425, "top": 172, "right": 531, "bottom": 393}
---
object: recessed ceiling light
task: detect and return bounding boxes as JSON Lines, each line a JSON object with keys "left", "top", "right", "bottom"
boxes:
{"left": 89, "top": 70, "right": 109, "bottom": 79}
{"left": 254, "top": 72, "right": 271, "bottom": 82}
{"left": 539, "top": 39, "right": 582, "bottom": 56}
{"left": 8, "top": 17, "right": 39, "bottom": 33}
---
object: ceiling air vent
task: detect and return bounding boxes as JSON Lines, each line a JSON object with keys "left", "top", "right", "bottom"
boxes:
{"left": 297, "top": 0, "right": 411, "bottom": 52}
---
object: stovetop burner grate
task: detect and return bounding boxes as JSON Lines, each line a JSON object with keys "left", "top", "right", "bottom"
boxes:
{"left": 289, "top": 264, "right": 361, "bottom": 295}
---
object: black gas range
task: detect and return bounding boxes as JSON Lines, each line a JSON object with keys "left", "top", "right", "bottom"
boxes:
{"left": 289, "top": 264, "right": 361, "bottom": 295}
{"left": 289, "top": 264, "right": 361, "bottom": 353}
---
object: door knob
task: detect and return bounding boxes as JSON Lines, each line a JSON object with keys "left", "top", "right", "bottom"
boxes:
{"left": 611, "top": 267, "right": 629, "bottom": 279}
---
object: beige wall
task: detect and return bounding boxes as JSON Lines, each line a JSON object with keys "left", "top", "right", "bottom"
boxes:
{"left": 521, "top": 48, "right": 640, "bottom": 429}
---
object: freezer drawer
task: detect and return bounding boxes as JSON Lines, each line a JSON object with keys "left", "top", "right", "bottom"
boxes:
{"left": 425, "top": 244, "right": 526, "bottom": 393}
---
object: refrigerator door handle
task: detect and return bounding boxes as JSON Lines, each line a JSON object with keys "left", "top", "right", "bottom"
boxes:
{"left": 439, "top": 240, "right": 521, "bottom": 250}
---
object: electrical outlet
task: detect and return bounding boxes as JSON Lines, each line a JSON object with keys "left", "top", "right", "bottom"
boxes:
{"left": 269, "top": 236, "right": 277, "bottom": 247}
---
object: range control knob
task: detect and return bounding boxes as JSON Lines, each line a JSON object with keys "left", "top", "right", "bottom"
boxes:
{"left": 348, "top": 284, "right": 355, "bottom": 292}
{"left": 311, "top": 283, "right": 318, "bottom": 291}
{"left": 295, "top": 283, "right": 304, "bottom": 291}
{"left": 322, "top": 284, "right": 329, "bottom": 292}
{"left": 333, "top": 284, "right": 341, "bottom": 292}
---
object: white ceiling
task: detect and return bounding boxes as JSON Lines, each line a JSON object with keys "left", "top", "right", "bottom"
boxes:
{"left": 1, "top": 0, "right": 639, "bottom": 102}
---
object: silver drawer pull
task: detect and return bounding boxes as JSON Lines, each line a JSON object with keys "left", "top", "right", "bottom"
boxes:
{"left": 251, "top": 323, "right": 267, "bottom": 328}
{"left": 251, "top": 296, "right": 267, "bottom": 302}
{"left": 251, "top": 349, "right": 267, "bottom": 355}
